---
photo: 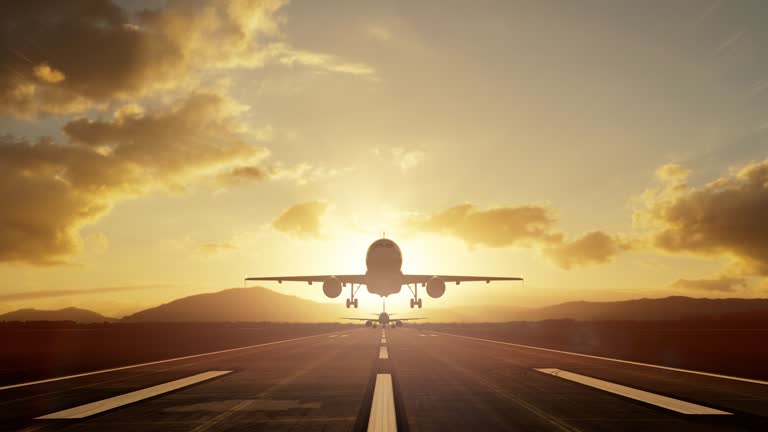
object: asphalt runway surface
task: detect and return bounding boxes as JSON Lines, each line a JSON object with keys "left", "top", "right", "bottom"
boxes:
{"left": 2, "top": 327, "right": 767, "bottom": 431}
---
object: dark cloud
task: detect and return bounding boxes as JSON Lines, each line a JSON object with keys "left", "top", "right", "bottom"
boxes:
{"left": 408, "top": 204, "right": 630, "bottom": 268}
{"left": 273, "top": 201, "right": 328, "bottom": 238}
{"left": 638, "top": 160, "right": 768, "bottom": 276}
{"left": 0, "top": 92, "right": 268, "bottom": 264}
{"left": 0, "top": 0, "right": 372, "bottom": 117}
{"left": 669, "top": 277, "right": 747, "bottom": 293}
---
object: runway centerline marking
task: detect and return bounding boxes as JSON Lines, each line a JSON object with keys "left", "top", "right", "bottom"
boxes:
{"left": 36, "top": 371, "right": 232, "bottom": 419}
{"left": 0, "top": 329, "right": 349, "bottom": 391}
{"left": 367, "top": 373, "right": 396, "bottom": 432}
{"left": 536, "top": 368, "right": 731, "bottom": 415}
{"left": 379, "top": 346, "right": 389, "bottom": 360}
{"left": 434, "top": 331, "right": 768, "bottom": 386}
{"left": 381, "top": 337, "right": 387, "bottom": 344}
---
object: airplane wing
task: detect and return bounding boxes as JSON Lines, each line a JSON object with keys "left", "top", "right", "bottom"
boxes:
{"left": 394, "top": 317, "right": 426, "bottom": 321}
{"left": 341, "top": 317, "right": 373, "bottom": 321}
{"left": 400, "top": 275, "right": 523, "bottom": 285}
{"left": 245, "top": 275, "right": 367, "bottom": 285}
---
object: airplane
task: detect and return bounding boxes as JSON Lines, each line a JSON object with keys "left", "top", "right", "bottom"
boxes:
{"left": 245, "top": 237, "right": 523, "bottom": 309}
{"left": 343, "top": 299, "right": 424, "bottom": 328}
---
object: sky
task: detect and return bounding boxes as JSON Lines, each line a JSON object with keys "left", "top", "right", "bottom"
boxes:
{"left": 1, "top": 0, "right": 768, "bottom": 317}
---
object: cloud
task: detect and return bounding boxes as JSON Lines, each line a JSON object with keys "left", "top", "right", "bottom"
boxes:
{"left": 544, "top": 231, "right": 633, "bottom": 269}
{"left": 407, "top": 204, "right": 563, "bottom": 248}
{"left": 669, "top": 277, "right": 747, "bottom": 293}
{"left": 0, "top": 0, "right": 374, "bottom": 117}
{"left": 273, "top": 201, "right": 328, "bottom": 238}
{"left": 637, "top": 159, "right": 768, "bottom": 276}
{"left": 0, "top": 92, "right": 269, "bottom": 264}
{"left": 0, "top": 284, "right": 168, "bottom": 302}
{"left": 391, "top": 147, "right": 425, "bottom": 171}
{"left": 408, "top": 204, "right": 631, "bottom": 268}
{"left": 197, "top": 242, "right": 236, "bottom": 255}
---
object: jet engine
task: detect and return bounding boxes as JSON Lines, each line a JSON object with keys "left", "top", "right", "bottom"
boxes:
{"left": 426, "top": 276, "right": 446, "bottom": 298}
{"left": 395, "top": 320, "right": 403, "bottom": 327}
{"left": 365, "top": 320, "right": 373, "bottom": 327}
{"left": 322, "top": 276, "right": 342, "bottom": 298}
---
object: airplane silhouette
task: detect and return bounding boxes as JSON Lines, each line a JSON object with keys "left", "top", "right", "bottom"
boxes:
{"left": 342, "top": 298, "right": 424, "bottom": 328}
{"left": 246, "top": 237, "right": 522, "bottom": 309}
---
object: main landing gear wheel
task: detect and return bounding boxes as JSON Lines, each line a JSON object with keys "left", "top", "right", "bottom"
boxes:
{"left": 410, "top": 298, "right": 423, "bottom": 308}
{"left": 354, "top": 298, "right": 359, "bottom": 308}
{"left": 346, "top": 298, "right": 359, "bottom": 308}
{"left": 417, "top": 298, "right": 423, "bottom": 308}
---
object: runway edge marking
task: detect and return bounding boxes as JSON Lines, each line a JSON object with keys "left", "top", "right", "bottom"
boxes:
{"left": 367, "top": 374, "right": 397, "bottom": 432}
{"left": 0, "top": 329, "right": 350, "bottom": 391}
{"left": 434, "top": 331, "right": 768, "bottom": 386}
{"left": 536, "top": 368, "right": 731, "bottom": 415}
{"left": 36, "top": 371, "right": 232, "bottom": 419}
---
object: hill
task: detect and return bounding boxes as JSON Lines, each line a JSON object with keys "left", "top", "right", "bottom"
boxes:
{"left": 513, "top": 296, "right": 768, "bottom": 321}
{"left": 122, "top": 287, "right": 348, "bottom": 322}
{"left": 0, "top": 307, "right": 116, "bottom": 323}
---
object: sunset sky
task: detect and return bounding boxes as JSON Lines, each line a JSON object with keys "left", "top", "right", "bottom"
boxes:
{"left": 1, "top": 0, "right": 768, "bottom": 317}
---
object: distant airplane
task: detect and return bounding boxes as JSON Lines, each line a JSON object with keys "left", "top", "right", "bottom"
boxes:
{"left": 245, "top": 237, "right": 523, "bottom": 309}
{"left": 343, "top": 299, "right": 424, "bottom": 328}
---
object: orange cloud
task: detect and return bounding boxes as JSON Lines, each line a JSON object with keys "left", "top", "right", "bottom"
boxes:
{"left": 669, "top": 277, "right": 747, "bottom": 293}
{"left": 544, "top": 231, "right": 632, "bottom": 269}
{"left": 0, "top": 92, "right": 268, "bottom": 264}
{"left": 637, "top": 159, "right": 768, "bottom": 276}
{"left": 273, "top": 201, "right": 329, "bottom": 238}
{"left": 408, "top": 203, "right": 631, "bottom": 268}
{"left": 0, "top": 0, "right": 373, "bottom": 117}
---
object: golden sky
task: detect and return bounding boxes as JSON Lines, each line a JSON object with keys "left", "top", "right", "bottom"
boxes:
{"left": 1, "top": 0, "right": 768, "bottom": 317}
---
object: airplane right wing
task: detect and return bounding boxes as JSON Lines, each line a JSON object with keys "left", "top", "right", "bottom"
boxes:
{"left": 401, "top": 275, "right": 523, "bottom": 285}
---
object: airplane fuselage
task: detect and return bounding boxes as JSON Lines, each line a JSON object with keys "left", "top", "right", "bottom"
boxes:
{"left": 365, "top": 239, "right": 404, "bottom": 297}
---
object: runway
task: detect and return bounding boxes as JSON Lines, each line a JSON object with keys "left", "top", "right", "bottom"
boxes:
{"left": 2, "top": 327, "right": 767, "bottom": 431}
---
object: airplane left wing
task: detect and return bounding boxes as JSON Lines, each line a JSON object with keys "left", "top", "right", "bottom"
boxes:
{"left": 401, "top": 275, "right": 522, "bottom": 285}
{"left": 245, "top": 275, "right": 367, "bottom": 285}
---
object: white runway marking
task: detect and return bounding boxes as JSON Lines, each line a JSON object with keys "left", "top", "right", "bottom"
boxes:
{"left": 429, "top": 334, "right": 438, "bottom": 337}
{"left": 37, "top": 371, "right": 232, "bottom": 419}
{"left": 435, "top": 332, "right": 768, "bottom": 386}
{"left": 536, "top": 369, "right": 731, "bottom": 415}
{"left": 381, "top": 337, "right": 387, "bottom": 344}
{"left": 328, "top": 335, "right": 338, "bottom": 338}
{"left": 379, "top": 346, "right": 389, "bottom": 359}
{"left": 0, "top": 330, "right": 347, "bottom": 391}
{"left": 339, "top": 334, "right": 349, "bottom": 338}
{"left": 418, "top": 334, "right": 426, "bottom": 337}
{"left": 367, "top": 374, "right": 396, "bottom": 432}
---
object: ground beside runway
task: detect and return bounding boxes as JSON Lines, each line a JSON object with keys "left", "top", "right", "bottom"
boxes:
{"left": 1, "top": 325, "right": 767, "bottom": 431}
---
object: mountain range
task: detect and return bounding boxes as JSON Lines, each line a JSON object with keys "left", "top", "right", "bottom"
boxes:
{"left": 3, "top": 287, "right": 768, "bottom": 323}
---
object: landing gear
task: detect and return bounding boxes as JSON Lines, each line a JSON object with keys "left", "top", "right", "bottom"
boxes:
{"left": 406, "top": 284, "right": 423, "bottom": 308}
{"left": 345, "top": 284, "right": 361, "bottom": 308}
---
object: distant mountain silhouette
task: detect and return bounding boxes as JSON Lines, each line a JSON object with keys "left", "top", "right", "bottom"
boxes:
{"left": 122, "top": 287, "right": 348, "bottom": 322}
{"left": 121, "top": 288, "right": 768, "bottom": 323}
{"left": 513, "top": 296, "right": 768, "bottom": 321}
{"left": 0, "top": 307, "right": 116, "bottom": 323}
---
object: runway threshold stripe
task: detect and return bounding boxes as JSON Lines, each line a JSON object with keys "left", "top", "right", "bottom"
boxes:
{"left": 536, "top": 369, "right": 731, "bottom": 415}
{"left": 379, "top": 346, "right": 389, "bottom": 359}
{"left": 435, "top": 332, "right": 768, "bottom": 386}
{"left": 0, "top": 330, "right": 348, "bottom": 391}
{"left": 36, "top": 371, "right": 231, "bottom": 419}
{"left": 367, "top": 374, "right": 396, "bottom": 432}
